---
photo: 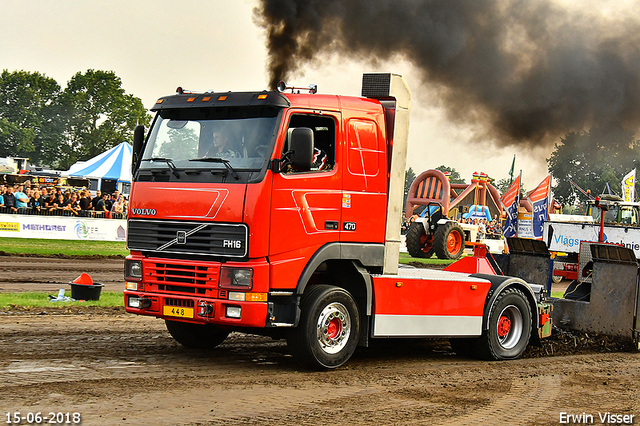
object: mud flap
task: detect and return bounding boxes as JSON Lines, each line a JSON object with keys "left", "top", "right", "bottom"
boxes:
{"left": 500, "top": 238, "right": 553, "bottom": 293}
{"left": 529, "top": 302, "right": 553, "bottom": 347}
{"left": 537, "top": 303, "right": 553, "bottom": 339}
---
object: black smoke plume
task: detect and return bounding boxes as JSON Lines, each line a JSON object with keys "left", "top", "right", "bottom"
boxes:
{"left": 254, "top": 0, "right": 640, "bottom": 146}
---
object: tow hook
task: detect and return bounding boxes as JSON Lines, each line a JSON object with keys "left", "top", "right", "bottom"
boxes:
{"left": 198, "top": 301, "right": 214, "bottom": 317}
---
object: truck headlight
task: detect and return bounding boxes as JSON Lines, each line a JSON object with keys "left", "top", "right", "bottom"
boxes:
{"left": 125, "top": 259, "right": 143, "bottom": 282}
{"left": 219, "top": 267, "right": 253, "bottom": 290}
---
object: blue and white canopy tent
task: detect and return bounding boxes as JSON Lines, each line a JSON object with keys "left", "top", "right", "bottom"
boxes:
{"left": 66, "top": 142, "right": 133, "bottom": 194}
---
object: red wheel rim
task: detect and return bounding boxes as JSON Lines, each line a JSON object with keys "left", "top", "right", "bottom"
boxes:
{"left": 497, "top": 315, "right": 511, "bottom": 337}
{"left": 446, "top": 230, "right": 462, "bottom": 254}
{"left": 327, "top": 318, "right": 342, "bottom": 339}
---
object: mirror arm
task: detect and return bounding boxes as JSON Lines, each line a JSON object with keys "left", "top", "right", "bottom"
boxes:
{"left": 270, "top": 150, "right": 293, "bottom": 173}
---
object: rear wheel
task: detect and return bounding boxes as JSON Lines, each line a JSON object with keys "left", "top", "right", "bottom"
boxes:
{"left": 287, "top": 285, "right": 360, "bottom": 369}
{"left": 406, "top": 221, "right": 434, "bottom": 258}
{"left": 434, "top": 222, "right": 465, "bottom": 259}
{"left": 165, "top": 320, "right": 229, "bottom": 349}
{"left": 473, "top": 288, "right": 532, "bottom": 360}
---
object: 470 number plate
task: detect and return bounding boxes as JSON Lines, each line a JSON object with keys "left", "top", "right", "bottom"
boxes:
{"left": 163, "top": 305, "right": 194, "bottom": 319}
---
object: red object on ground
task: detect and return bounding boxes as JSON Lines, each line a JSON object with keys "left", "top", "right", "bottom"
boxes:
{"left": 72, "top": 273, "right": 93, "bottom": 285}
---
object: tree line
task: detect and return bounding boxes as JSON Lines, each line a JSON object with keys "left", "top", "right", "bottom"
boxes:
{"left": 0, "top": 69, "right": 151, "bottom": 170}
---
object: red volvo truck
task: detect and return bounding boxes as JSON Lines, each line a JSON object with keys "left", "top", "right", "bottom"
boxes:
{"left": 124, "top": 73, "right": 551, "bottom": 369}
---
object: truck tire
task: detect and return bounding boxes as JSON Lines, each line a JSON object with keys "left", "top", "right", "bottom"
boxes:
{"left": 433, "top": 221, "right": 465, "bottom": 260}
{"left": 406, "top": 221, "right": 434, "bottom": 258}
{"left": 473, "top": 288, "right": 532, "bottom": 360}
{"left": 287, "top": 285, "right": 360, "bottom": 369}
{"left": 165, "top": 320, "right": 229, "bottom": 349}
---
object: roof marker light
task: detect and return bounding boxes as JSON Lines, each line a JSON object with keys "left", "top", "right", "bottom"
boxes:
{"left": 218, "top": 95, "right": 227, "bottom": 101}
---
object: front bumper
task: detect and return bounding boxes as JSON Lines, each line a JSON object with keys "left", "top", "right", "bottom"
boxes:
{"left": 124, "top": 290, "right": 269, "bottom": 327}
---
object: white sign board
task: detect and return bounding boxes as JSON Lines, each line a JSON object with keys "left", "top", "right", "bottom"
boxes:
{"left": 518, "top": 212, "right": 534, "bottom": 239}
{"left": 543, "top": 221, "right": 640, "bottom": 257}
{"left": 0, "top": 214, "right": 127, "bottom": 242}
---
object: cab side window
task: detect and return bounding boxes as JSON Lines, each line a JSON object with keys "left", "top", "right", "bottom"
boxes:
{"left": 286, "top": 114, "right": 336, "bottom": 172}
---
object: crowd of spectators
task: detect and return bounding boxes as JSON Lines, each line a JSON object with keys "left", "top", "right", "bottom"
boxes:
{"left": 0, "top": 183, "right": 128, "bottom": 219}
{"left": 458, "top": 217, "right": 503, "bottom": 240}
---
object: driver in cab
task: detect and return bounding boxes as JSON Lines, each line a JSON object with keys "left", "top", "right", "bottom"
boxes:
{"left": 206, "top": 132, "right": 240, "bottom": 160}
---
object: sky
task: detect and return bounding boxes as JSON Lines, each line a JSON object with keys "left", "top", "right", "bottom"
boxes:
{"left": 0, "top": 0, "right": 634, "bottom": 190}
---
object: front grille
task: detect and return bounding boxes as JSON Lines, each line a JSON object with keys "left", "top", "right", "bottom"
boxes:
{"left": 147, "top": 261, "right": 219, "bottom": 295}
{"left": 128, "top": 219, "right": 248, "bottom": 257}
{"left": 164, "top": 298, "right": 195, "bottom": 308}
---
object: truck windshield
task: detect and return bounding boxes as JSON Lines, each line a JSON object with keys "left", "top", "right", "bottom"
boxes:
{"left": 140, "top": 107, "right": 281, "bottom": 173}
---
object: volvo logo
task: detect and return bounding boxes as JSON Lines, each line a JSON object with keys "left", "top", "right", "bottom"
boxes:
{"left": 132, "top": 208, "right": 157, "bottom": 216}
{"left": 157, "top": 223, "right": 208, "bottom": 251}
{"left": 176, "top": 231, "right": 187, "bottom": 244}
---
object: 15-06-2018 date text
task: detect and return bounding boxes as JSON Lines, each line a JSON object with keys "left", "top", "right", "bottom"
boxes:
{"left": 5, "top": 412, "right": 81, "bottom": 424}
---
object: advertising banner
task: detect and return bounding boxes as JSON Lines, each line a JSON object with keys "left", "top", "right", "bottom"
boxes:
{"left": 622, "top": 169, "right": 636, "bottom": 202}
{"left": 543, "top": 221, "right": 640, "bottom": 257}
{"left": 528, "top": 175, "right": 551, "bottom": 240}
{"left": 501, "top": 175, "right": 521, "bottom": 238}
{"left": 0, "top": 215, "right": 126, "bottom": 241}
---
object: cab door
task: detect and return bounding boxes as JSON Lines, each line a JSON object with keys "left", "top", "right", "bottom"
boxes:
{"left": 340, "top": 115, "right": 388, "bottom": 244}
{"left": 269, "top": 111, "right": 342, "bottom": 289}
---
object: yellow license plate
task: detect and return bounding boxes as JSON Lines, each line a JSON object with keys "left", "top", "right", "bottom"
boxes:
{"left": 163, "top": 305, "right": 194, "bottom": 318}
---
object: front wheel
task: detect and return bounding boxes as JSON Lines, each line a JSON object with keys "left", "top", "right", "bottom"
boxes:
{"left": 473, "top": 288, "right": 532, "bottom": 360}
{"left": 434, "top": 221, "right": 465, "bottom": 260}
{"left": 406, "top": 221, "right": 434, "bottom": 258}
{"left": 165, "top": 320, "right": 229, "bottom": 349}
{"left": 287, "top": 285, "right": 360, "bottom": 369}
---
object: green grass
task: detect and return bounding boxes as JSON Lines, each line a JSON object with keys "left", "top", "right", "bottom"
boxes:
{"left": 0, "top": 291, "right": 124, "bottom": 308}
{"left": 0, "top": 237, "right": 128, "bottom": 257}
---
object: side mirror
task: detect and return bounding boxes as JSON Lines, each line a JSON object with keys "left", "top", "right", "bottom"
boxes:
{"left": 289, "top": 127, "right": 313, "bottom": 171}
{"left": 132, "top": 125, "right": 145, "bottom": 173}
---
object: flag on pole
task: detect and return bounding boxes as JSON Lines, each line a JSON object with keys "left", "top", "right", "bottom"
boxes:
{"left": 508, "top": 154, "right": 516, "bottom": 184}
{"left": 501, "top": 174, "right": 521, "bottom": 238}
{"left": 528, "top": 175, "right": 551, "bottom": 239}
{"left": 622, "top": 169, "right": 636, "bottom": 202}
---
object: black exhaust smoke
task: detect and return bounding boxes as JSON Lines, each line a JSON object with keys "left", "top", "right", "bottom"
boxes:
{"left": 254, "top": 0, "right": 640, "bottom": 146}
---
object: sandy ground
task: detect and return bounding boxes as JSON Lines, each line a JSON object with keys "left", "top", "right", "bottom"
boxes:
{"left": 0, "top": 255, "right": 638, "bottom": 425}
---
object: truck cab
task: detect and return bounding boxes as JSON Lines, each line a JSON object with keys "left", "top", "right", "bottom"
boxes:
{"left": 125, "top": 75, "right": 548, "bottom": 369}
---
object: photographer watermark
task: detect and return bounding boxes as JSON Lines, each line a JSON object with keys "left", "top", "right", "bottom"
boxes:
{"left": 560, "top": 412, "right": 635, "bottom": 424}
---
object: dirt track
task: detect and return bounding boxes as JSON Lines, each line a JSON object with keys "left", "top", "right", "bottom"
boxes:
{"left": 0, "top": 255, "right": 125, "bottom": 293}
{"left": 1, "top": 256, "right": 639, "bottom": 425}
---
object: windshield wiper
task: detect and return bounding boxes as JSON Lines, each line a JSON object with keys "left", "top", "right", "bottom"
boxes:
{"left": 141, "top": 157, "right": 180, "bottom": 178}
{"left": 189, "top": 157, "right": 239, "bottom": 180}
